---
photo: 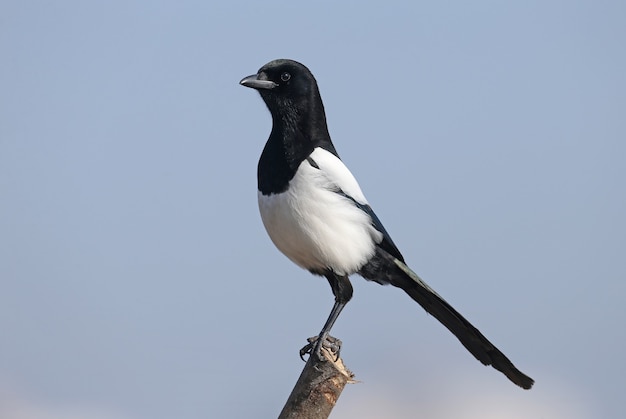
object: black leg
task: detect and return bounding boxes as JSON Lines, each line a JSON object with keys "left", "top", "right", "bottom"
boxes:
{"left": 301, "top": 272, "right": 353, "bottom": 361}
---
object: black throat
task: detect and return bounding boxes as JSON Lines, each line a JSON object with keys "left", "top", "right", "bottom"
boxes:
{"left": 257, "top": 92, "right": 338, "bottom": 195}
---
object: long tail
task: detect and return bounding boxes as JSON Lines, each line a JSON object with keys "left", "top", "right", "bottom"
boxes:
{"left": 394, "top": 258, "right": 534, "bottom": 389}
{"left": 365, "top": 251, "right": 534, "bottom": 389}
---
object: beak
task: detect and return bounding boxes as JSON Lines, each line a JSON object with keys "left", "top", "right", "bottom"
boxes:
{"left": 239, "top": 74, "right": 278, "bottom": 90}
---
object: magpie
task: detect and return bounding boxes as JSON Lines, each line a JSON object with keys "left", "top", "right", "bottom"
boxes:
{"left": 240, "top": 59, "right": 534, "bottom": 390}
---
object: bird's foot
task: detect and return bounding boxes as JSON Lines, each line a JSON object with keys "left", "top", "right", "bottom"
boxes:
{"left": 299, "top": 335, "right": 342, "bottom": 362}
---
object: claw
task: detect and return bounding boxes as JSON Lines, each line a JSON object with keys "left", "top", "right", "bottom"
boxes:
{"left": 299, "top": 340, "right": 313, "bottom": 361}
{"left": 299, "top": 335, "right": 342, "bottom": 361}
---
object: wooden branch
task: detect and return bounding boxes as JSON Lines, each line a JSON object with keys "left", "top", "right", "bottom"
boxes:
{"left": 278, "top": 344, "right": 354, "bottom": 419}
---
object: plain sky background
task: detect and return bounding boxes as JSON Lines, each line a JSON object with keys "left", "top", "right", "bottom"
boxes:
{"left": 1, "top": 1, "right": 625, "bottom": 418}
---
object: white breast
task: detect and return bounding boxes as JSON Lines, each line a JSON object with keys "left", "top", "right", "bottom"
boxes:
{"left": 258, "top": 148, "right": 382, "bottom": 276}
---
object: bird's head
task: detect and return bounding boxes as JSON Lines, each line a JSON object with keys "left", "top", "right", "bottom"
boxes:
{"left": 240, "top": 59, "right": 322, "bottom": 118}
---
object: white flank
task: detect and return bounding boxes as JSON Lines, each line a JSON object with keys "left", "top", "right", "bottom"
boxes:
{"left": 258, "top": 148, "right": 382, "bottom": 275}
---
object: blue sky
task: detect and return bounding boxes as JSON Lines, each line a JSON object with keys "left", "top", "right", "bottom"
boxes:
{"left": 1, "top": 1, "right": 624, "bottom": 418}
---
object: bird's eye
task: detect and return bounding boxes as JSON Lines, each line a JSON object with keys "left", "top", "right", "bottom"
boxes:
{"left": 280, "top": 72, "right": 291, "bottom": 82}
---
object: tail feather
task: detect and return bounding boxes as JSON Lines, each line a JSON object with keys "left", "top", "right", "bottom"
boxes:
{"left": 370, "top": 253, "right": 534, "bottom": 389}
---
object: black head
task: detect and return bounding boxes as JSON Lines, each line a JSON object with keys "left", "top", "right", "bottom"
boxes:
{"left": 240, "top": 59, "right": 324, "bottom": 121}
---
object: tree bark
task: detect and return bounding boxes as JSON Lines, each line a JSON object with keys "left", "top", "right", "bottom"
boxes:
{"left": 278, "top": 344, "right": 354, "bottom": 419}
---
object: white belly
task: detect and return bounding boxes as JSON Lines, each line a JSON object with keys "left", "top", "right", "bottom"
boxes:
{"left": 258, "top": 159, "right": 381, "bottom": 276}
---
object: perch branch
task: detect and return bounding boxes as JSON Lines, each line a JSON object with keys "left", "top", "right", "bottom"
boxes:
{"left": 278, "top": 343, "right": 354, "bottom": 419}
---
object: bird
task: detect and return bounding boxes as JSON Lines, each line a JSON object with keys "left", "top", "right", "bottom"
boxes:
{"left": 240, "top": 58, "right": 534, "bottom": 390}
